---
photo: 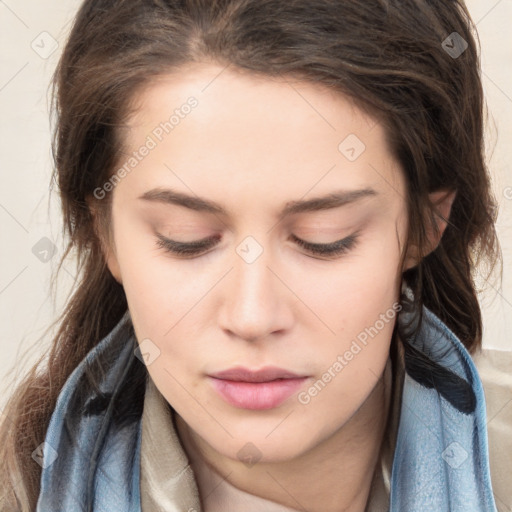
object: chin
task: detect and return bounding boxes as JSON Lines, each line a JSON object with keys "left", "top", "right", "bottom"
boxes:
{"left": 205, "top": 428, "right": 315, "bottom": 465}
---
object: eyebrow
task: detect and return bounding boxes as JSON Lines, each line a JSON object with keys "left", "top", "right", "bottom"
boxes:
{"left": 138, "top": 186, "right": 378, "bottom": 218}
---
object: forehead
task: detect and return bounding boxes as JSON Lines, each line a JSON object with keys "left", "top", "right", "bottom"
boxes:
{"left": 126, "top": 62, "right": 378, "bottom": 139}
{"left": 117, "top": 63, "right": 404, "bottom": 208}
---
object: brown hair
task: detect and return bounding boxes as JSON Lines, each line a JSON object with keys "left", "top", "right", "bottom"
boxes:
{"left": 0, "top": 0, "right": 501, "bottom": 509}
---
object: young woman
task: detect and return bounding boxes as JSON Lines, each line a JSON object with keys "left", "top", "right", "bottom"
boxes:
{"left": 1, "top": 0, "right": 510, "bottom": 511}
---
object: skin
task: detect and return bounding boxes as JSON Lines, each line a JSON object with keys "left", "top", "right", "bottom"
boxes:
{"left": 90, "top": 62, "right": 455, "bottom": 512}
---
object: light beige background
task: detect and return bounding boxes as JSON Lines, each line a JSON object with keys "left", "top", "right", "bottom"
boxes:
{"left": 1, "top": 1, "right": 511, "bottom": 399}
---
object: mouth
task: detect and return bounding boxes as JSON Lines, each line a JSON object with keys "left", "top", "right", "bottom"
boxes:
{"left": 208, "top": 366, "right": 309, "bottom": 410}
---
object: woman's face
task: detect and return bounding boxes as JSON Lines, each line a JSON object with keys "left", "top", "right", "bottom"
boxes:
{"left": 102, "top": 62, "right": 410, "bottom": 462}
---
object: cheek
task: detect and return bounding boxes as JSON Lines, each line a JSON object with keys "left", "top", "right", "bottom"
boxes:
{"left": 296, "top": 226, "right": 402, "bottom": 338}
{"left": 113, "top": 236, "right": 215, "bottom": 391}
{"left": 112, "top": 216, "right": 207, "bottom": 327}
{"left": 294, "top": 228, "right": 400, "bottom": 399}
{"left": 298, "top": 267, "right": 398, "bottom": 437}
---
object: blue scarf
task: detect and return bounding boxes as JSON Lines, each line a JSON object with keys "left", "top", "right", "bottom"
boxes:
{"left": 36, "top": 304, "right": 498, "bottom": 511}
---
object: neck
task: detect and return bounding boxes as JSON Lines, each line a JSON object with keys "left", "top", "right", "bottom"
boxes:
{"left": 176, "top": 358, "right": 392, "bottom": 512}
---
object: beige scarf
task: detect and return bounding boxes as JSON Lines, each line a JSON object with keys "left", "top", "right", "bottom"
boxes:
{"left": 139, "top": 351, "right": 404, "bottom": 512}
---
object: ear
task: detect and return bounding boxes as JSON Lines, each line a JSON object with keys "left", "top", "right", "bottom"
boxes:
{"left": 402, "top": 189, "right": 456, "bottom": 272}
{"left": 86, "top": 195, "right": 123, "bottom": 284}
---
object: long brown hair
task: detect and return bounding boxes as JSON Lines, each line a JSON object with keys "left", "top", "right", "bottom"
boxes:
{"left": 0, "top": 0, "right": 501, "bottom": 509}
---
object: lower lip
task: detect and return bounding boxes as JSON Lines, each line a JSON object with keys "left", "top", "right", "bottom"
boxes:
{"left": 209, "top": 377, "right": 308, "bottom": 410}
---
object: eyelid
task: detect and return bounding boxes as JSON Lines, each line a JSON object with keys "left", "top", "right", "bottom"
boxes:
{"left": 155, "top": 230, "right": 360, "bottom": 259}
{"left": 155, "top": 233, "right": 219, "bottom": 255}
{"left": 290, "top": 232, "right": 359, "bottom": 257}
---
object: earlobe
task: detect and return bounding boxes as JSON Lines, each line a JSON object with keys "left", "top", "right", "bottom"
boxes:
{"left": 103, "top": 245, "right": 123, "bottom": 284}
{"left": 86, "top": 195, "right": 123, "bottom": 284}
{"left": 402, "top": 189, "right": 457, "bottom": 272}
{"left": 429, "top": 188, "right": 457, "bottom": 235}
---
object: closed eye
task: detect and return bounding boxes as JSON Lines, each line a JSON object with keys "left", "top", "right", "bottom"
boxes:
{"left": 290, "top": 232, "right": 359, "bottom": 257}
{"left": 155, "top": 231, "right": 360, "bottom": 259}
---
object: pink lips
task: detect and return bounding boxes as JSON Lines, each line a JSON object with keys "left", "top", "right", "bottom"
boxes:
{"left": 208, "top": 366, "right": 308, "bottom": 410}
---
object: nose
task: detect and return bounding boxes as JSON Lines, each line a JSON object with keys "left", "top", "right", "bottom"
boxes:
{"left": 218, "top": 238, "right": 293, "bottom": 343}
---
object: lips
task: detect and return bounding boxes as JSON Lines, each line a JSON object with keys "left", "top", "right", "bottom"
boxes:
{"left": 208, "top": 366, "right": 309, "bottom": 410}
{"left": 209, "top": 365, "right": 305, "bottom": 383}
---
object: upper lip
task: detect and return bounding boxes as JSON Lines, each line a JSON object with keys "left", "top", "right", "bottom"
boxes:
{"left": 209, "top": 366, "right": 305, "bottom": 383}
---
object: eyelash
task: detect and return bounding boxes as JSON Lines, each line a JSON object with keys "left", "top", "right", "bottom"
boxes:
{"left": 155, "top": 232, "right": 360, "bottom": 259}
